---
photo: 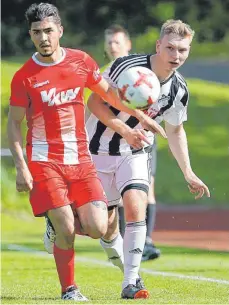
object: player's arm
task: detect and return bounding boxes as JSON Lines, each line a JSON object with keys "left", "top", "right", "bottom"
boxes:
{"left": 7, "top": 106, "right": 33, "bottom": 192}
{"left": 87, "top": 91, "right": 151, "bottom": 149}
{"left": 88, "top": 78, "right": 167, "bottom": 139}
{"left": 165, "top": 121, "right": 210, "bottom": 199}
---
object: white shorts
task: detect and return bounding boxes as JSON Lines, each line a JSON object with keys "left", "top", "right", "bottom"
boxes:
{"left": 92, "top": 152, "right": 151, "bottom": 208}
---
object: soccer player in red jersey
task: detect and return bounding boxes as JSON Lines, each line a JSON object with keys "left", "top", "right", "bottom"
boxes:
{"left": 7, "top": 2, "right": 166, "bottom": 301}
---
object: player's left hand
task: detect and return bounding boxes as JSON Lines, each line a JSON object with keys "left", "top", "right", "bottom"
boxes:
{"left": 123, "top": 128, "right": 151, "bottom": 149}
{"left": 184, "top": 171, "right": 210, "bottom": 199}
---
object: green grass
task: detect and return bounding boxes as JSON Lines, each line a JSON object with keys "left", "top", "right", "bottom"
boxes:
{"left": 2, "top": 251, "right": 229, "bottom": 304}
{"left": 1, "top": 60, "right": 27, "bottom": 147}
{"left": 1, "top": 59, "right": 229, "bottom": 207}
{"left": 1, "top": 213, "right": 229, "bottom": 304}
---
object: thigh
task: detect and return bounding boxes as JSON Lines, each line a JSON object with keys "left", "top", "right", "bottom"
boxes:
{"left": 68, "top": 162, "right": 107, "bottom": 208}
{"left": 76, "top": 200, "right": 108, "bottom": 239}
{"left": 29, "top": 162, "right": 71, "bottom": 216}
{"left": 116, "top": 153, "right": 150, "bottom": 196}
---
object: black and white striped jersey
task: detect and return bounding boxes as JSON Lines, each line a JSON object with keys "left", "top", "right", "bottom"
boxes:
{"left": 87, "top": 54, "right": 189, "bottom": 156}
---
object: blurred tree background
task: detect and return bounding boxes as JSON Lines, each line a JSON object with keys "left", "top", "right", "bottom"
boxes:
{"left": 2, "top": 0, "right": 229, "bottom": 63}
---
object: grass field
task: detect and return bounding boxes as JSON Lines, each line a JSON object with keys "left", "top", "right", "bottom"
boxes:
{"left": 1, "top": 213, "right": 229, "bottom": 304}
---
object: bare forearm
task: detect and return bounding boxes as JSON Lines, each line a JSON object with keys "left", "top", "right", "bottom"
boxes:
{"left": 165, "top": 123, "right": 210, "bottom": 199}
{"left": 7, "top": 120, "right": 27, "bottom": 169}
{"left": 167, "top": 126, "right": 192, "bottom": 175}
{"left": 90, "top": 86, "right": 143, "bottom": 120}
{"left": 88, "top": 95, "right": 132, "bottom": 138}
{"left": 101, "top": 87, "right": 137, "bottom": 116}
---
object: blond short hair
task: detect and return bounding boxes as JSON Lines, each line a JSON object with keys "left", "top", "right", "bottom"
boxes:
{"left": 160, "top": 19, "right": 195, "bottom": 40}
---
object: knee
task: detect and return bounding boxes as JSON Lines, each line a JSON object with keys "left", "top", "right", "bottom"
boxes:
{"left": 122, "top": 189, "right": 148, "bottom": 222}
{"left": 124, "top": 200, "right": 146, "bottom": 222}
{"left": 124, "top": 203, "right": 139, "bottom": 220}
{"left": 86, "top": 221, "right": 108, "bottom": 239}
{"left": 103, "top": 214, "right": 119, "bottom": 239}
{"left": 103, "top": 223, "right": 119, "bottom": 240}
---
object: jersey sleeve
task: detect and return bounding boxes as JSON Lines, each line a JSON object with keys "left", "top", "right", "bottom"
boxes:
{"left": 103, "top": 54, "right": 149, "bottom": 88}
{"left": 84, "top": 54, "right": 102, "bottom": 88}
{"left": 102, "top": 62, "right": 117, "bottom": 88}
{"left": 163, "top": 86, "right": 189, "bottom": 126}
{"left": 84, "top": 62, "right": 111, "bottom": 103}
{"left": 10, "top": 72, "right": 29, "bottom": 108}
{"left": 102, "top": 56, "right": 129, "bottom": 88}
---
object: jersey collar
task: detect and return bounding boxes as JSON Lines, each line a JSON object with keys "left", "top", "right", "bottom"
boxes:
{"left": 32, "top": 48, "right": 66, "bottom": 66}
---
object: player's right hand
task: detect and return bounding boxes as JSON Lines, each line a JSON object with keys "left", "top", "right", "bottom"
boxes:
{"left": 124, "top": 129, "right": 150, "bottom": 149}
{"left": 135, "top": 110, "right": 167, "bottom": 139}
{"left": 16, "top": 168, "right": 33, "bottom": 192}
{"left": 185, "top": 171, "right": 210, "bottom": 199}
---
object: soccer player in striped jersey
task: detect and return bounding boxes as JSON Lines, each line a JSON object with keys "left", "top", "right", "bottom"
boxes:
{"left": 102, "top": 24, "right": 161, "bottom": 261}
{"left": 87, "top": 19, "right": 210, "bottom": 299}
{"left": 7, "top": 3, "right": 165, "bottom": 301}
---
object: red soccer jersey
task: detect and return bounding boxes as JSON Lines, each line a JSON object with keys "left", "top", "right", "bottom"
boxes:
{"left": 10, "top": 48, "right": 102, "bottom": 164}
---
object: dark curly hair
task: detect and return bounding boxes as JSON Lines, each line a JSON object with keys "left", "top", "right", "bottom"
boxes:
{"left": 25, "top": 3, "right": 61, "bottom": 28}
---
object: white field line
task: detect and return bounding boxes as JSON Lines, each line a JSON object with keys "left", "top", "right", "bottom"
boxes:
{"left": 7, "top": 244, "right": 229, "bottom": 285}
{"left": 1, "top": 148, "right": 17, "bottom": 156}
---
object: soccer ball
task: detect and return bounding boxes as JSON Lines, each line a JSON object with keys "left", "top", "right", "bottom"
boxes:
{"left": 117, "top": 66, "right": 160, "bottom": 110}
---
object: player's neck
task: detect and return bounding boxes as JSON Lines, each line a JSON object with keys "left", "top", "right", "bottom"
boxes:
{"left": 35, "top": 46, "right": 63, "bottom": 64}
{"left": 150, "top": 54, "right": 174, "bottom": 83}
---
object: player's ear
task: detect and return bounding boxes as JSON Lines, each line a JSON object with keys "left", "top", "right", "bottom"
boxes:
{"left": 156, "top": 39, "right": 161, "bottom": 54}
{"left": 104, "top": 50, "right": 109, "bottom": 60}
{"left": 59, "top": 26, "right": 63, "bottom": 38}
{"left": 128, "top": 39, "right": 132, "bottom": 52}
